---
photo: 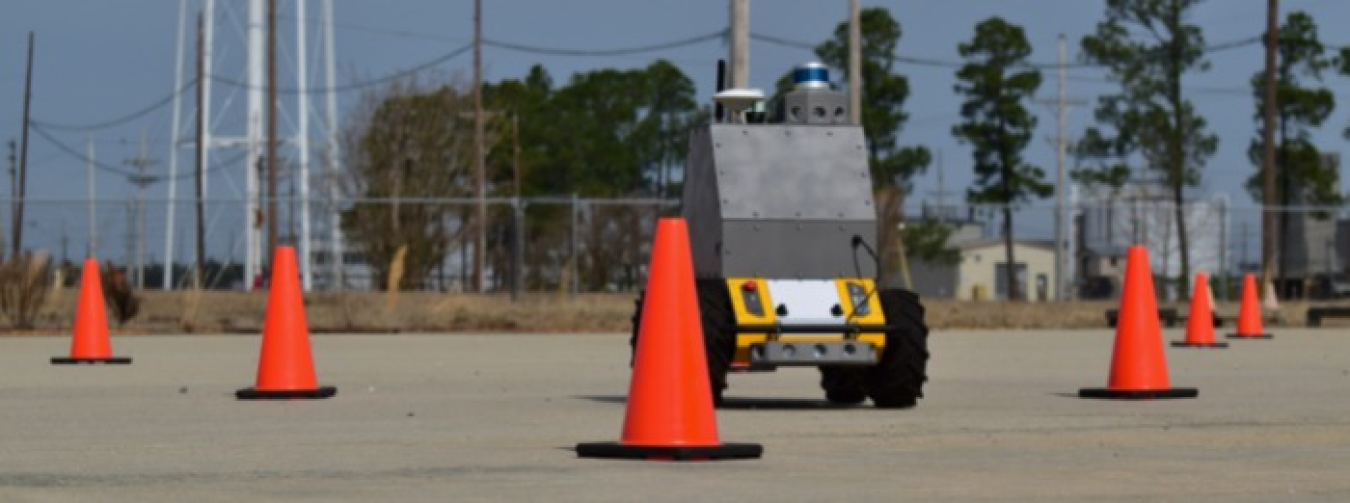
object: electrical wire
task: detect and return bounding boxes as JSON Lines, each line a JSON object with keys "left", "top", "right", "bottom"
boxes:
{"left": 751, "top": 32, "right": 1263, "bottom": 70}
{"left": 210, "top": 43, "right": 473, "bottom": 93}
{"left": 30, "top": 79, "right": 198, "bottom": 132}
{"left": 29, "top": 123, "right": 239, "bottom": 181}
{"left": 482, "top": 30, "right": 725, "bottom": 57}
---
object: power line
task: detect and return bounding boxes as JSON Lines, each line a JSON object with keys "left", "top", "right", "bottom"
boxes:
{"left": 30, "top": 79, "right": 198, "bottom": 132}
{"left": 30, "top": 44, "right": 472, "bottom": 132}
{"left": 482, "top": 30, "right": 725, "bottom": 57}
{"left": 29, "top": 123, "right": 239, "bottom": 181}
{"left": 210, "top": 43, "right": 473, "bottom": 93}
{"left": 751, "top": 32, "right": 1263, "bottom": 70}
{"left": 36, "top": 28, "right": 725, "bottom": 131}
{"left": 276, "top": 14, "right": 463, "bottom": 43}
{"left": 214, "top": 30, "right": 726, "bottom": 92}
{"left": 1063, "top": 75, "right": 1249, "bottom": 95}
{"left": 25, "top": 28, "right": 1276, "bottom": 134}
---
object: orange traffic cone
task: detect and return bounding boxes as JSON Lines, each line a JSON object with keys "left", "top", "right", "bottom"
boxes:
{"left": 1227, "top": 273, "right": 1273, "bottom": 339}
{"left": 1172, "top": 273, "right": 1227, "bottom": 348}
{"left": 236, "top": 246, "right": 336, "bottom": 400}
{"left": 52, "top": 258, "right": 131, "bottom": 365}
{"left": 1080, "top": 246, "right": 1197, "bottom": 399}
{"left": 577, "top": 218, "right": 761, "bottom": 460}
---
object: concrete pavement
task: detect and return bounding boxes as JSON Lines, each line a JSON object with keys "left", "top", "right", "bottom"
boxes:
{"left": 2, "top": 329, "right": 1349, "bottom": 502}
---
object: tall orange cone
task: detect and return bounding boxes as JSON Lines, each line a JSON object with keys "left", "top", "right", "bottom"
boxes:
{"left": 1172, "top": 272, "right": 1227, "bottom": 348}
{"left": 1080, "top": 246, "right": 1197, "bottom": 399}
{"left": 52, "top": 258, "right": 131, "bottom": 365}
{"left": 577, "top": 218, "right": 761, "bottom": 460}
{"left": 236, "top": 246, "right": 336, "bottom": 400}
{"left": 1227, "top": 273, "right": 1273, "bottom": 339}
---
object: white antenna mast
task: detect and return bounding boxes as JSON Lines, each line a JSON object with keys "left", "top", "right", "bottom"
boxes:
{"left": 296, "top": 0, "right": 312, "bottom": 291}
{"left": 323, "top": 0, "right": 343, "bottom": 289}
{"left": 246, "top": 0, "right": 265, "bottom": 287}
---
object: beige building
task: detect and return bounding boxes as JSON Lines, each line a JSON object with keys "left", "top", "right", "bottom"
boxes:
{"left": 908, "top": 238, "right": 1059, "bottom": 301}
{"left": 955, "top": 239, "right": 1058, "bottom": 302}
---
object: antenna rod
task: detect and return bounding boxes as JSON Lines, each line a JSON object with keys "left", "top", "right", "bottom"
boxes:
{"left": 714, "top": 59, "right": 726, "bottom": 122}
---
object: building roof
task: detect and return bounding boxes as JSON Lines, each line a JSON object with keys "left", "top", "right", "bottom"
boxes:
{"left": 957, "top": 238, "right": 1055, "bottom": 252}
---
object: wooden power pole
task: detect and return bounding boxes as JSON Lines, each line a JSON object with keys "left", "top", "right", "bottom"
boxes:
{"left": 266, "top": 0, "right": 279, "bottom": 263}
{"left": 195, "top": 11, "right": 207, "bottom": 287}
{"left": 14, "top": 32, "right": 35, "bottom": 258}
{"left": 472, "top": 0, "right": 486, "bottom": 293}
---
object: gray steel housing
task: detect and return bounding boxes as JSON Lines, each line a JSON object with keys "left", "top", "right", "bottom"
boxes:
{"left": 682, "top": 123, "right": 878, "bottom": 280}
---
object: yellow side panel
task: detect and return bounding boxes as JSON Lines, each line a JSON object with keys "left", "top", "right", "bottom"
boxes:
{"left": 726, "top": 278, "right": 771, "bottom": 366}
{"left": 835, "top": 277, "right": 886, "bottom": 353}
{"left": 834, "top": 278, "right": 886, "bottom": 325}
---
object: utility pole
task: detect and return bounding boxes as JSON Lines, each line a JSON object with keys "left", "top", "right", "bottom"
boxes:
{"left": 15, "top": 32, "right": 35, "bottom": 258}
{"left": 1241, "top": 221, "right": 1249, "bottom": 276}
{"left": 125, "top": 132, "right": 158, "bottom": 289}
{"left": 1261, "top": 0, "right": 1278, "bottom": 297}
{"left": 1037, "top": 34, "right": 1087, "bottom": 303}
{"left": 511, "top": 113, "right": 523, "bottom": 301}
{"left": 267, "top": 0, "right": 279, "bottom": 264}
{"left": 7, "top": 140, "right": 15, "bottom": 254}
{"left": 928, "top": 150, "right": 953, "bottom": 215}
{"left": 1218, "top": 195, "right": 1229, "bottom": 301}
{"left": 847, "top": 0, "right": 861, "bottom": 125}
{"left": 87, "top": 137, "right": 95, "bottom": 257}
{"left": 472, "top": 0, "right": 486, "bottom": 293}
{"left": 728, "top": 0, "right": 749, "bottom": 89}
{"left": 195, "top": 11, "right": 207, "bottom": 288}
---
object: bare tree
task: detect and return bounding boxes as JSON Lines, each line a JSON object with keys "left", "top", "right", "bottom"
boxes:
{"left": 341, "top": 77, "right": 475, "bottom": 290}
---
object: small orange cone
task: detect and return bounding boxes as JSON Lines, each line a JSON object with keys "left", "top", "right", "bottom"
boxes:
{"left": 52, "top": 258, "right": 131, "bottom": 365}
{"left": 1080, "top": 246, "right": 1196, "bottom": 399}
{"left": 1227, "top": 273, "right": 1273, "bottom": 339}
{"left": 577, "top": 218, "right": 761, "bottom": 460}
{"left": 1172, "top": 273, "right": 1227, "bottom": 348}
{"left": 236, "top": 246, "right": 336, "bottom": 400}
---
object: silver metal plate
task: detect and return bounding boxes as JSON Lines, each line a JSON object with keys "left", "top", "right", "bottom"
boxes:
{"left": 749, "top": 341, "right": 877, "bottom": 366}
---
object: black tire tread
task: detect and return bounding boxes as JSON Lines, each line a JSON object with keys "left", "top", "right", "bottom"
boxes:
{"left": 628, "top": 279, "right": 735, "bottom": 405}
{"left": 820, "top": 366, "right": 868, "bottom": 404}
{"left": 865, "top": 288, "right": 930, "bottom": 408}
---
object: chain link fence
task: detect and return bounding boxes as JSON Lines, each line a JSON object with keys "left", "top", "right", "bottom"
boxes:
{"left": 2, "top": 195, "right": 1346, "bottom": 303}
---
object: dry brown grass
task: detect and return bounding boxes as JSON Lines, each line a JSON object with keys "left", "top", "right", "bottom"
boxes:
{"left": 6, "top": 286, "right": 1332, "bottom": 335}
{"left": 18, "top": 288, "right": 637, "bottom": 334}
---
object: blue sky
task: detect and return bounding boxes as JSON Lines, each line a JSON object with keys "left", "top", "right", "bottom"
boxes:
{"left": 2, "top": 0, "right": 1348, "bottom": 266}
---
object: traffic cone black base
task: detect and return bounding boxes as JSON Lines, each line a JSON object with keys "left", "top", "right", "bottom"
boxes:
{"left": 236, "top": 386, "right": 336, "bottom": 400}
{"left": 51, "top": 357, "right": 132, "bottom": 365}
{"left": 1170, "top": 341, "right": 1229, "bottom": 348}
{"left": 1226, "top": 333, "right": 1272, "bottom": 339}
{"left": 1079, "top": 387, "right": 1197, "bottom": 400}
{"left": 576, "top": 441, "right": 762, "bottom": 461}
